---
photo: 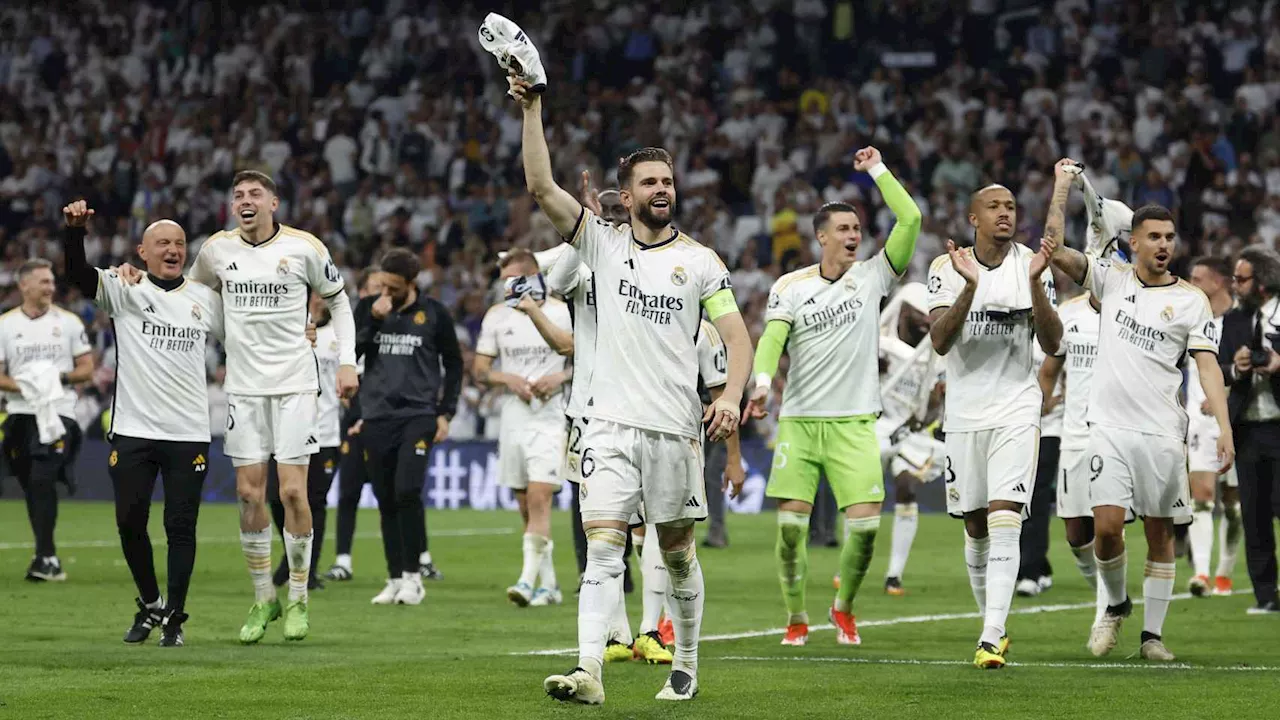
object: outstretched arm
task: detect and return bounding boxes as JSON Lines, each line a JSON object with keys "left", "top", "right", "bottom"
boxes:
{"left": 511, "top": 78, "right": 583, "bottom": 239}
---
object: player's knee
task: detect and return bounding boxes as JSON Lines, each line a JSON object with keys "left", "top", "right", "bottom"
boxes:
{"left": 655, "top": 520, "right": 695, "bottom": 552}
{"left": 278, "top": 483, "right": 307, "bottom": 508}
{"left": 237, "top": 482, "right": 266, "bottom": 505}
{"left": 777, "top": 510, "right": 810, "bottom": 551}
{"left": 584, "top": 527, "right": 627, "bottom": 580}
{"left": 661, "top": 542, "right": 698, "bottom": 582}
{"left": 163, "top": 515, "right": 197, "bottom": 546}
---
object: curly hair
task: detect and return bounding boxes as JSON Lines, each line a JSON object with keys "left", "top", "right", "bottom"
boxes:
{"left": 1239, "top": 245, "right": 1280, "bottom": 297}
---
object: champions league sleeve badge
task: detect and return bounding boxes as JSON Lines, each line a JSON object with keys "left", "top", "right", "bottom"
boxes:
{"left": 504, "top": 273, "right": 547, "bottom": 308}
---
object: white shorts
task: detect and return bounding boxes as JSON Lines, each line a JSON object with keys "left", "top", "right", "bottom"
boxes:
{"left": 577, "top": 418, "right": 705, "bottom": 526}
{"left": 225, "top": 393, "right": 319, "bottom": 466}
{"left": 1088, "top": 426, "right": 1191, "bottom": 522}
{"left": 944, "top": 425, "right": 1039, "bottom": 517}
{"left": 1056, "top": 447, "right": 1095, "bottom": 519}
{"left": 890, "top": 431, "right": 946, "bottom": 482}
{"left": 1187, "top": 416, "right": 1223, "bottom": 474}
{"left": 499, "top": 417, "right": 566, "bottom": 491}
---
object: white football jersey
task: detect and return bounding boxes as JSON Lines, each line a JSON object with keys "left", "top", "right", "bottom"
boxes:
{"left": 1084, "top": 257, "right": 1217, "bottom": 439}
{"left": 766, "top": 253, "right": 899, "bottom": 418}
{"left": 1053, "top": 294, "right": 1100, "bottom": 451}
{"left": 697, "top": 319, "right": 728, "bottom": 390}
{"left": 0, "top": 306, "right": 92, "bottom": 419}
{"left": 191, "top": 224, "right": 347, "bottom": 396}
{"left": 569, "top": 208, "right": 732, "bottom": 440}
{"left": 553, "top": 262, "right": 596, "bottom": 419}
{"left": 476, "top": 299, "right": 573, "bottom": 424}
{"left": 879, "top": 333, "right": 940, "bottom": 422}
{"left": 95, "top": 271, "right": 224, "bottom": 442}
{"left": 926, "top": 243, "right": 1044, "bottom": 432}
{"left": 314, "top": 323, "right": 342, "bottom": 448}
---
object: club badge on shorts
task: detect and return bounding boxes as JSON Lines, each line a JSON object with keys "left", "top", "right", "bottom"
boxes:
{"left": 414, "top": 439, "right": 428, "bottom": 456}
{"left": 109, "top": 450, "right": 118, "bottom": 467}
{"left": 193, "top": 454, "right": 206, "bottom": 472}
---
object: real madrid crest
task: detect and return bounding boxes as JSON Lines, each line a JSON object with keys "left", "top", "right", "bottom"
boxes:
{"left": 1160, "top": 305, "right": 1174, "bottom": 322}
{"left": 277, "top": 258, "right": 290, "bottom": 276}
{"left": 413, "top": 310, "right": 426, "bottom": 325}
{"left": 192, "top": 304, "right": 202, "bottom": 321}
{"left": 671, "top": 266, "right": 688, "bottom": 286}
{"left": 52, "top": 325, "right": 62, "bottom": 338}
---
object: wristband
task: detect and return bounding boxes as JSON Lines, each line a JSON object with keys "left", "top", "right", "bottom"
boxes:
{"left": 754, "top": 373, "right": 772, "bottom": 392}
{"left": 868, "top": 162, "right": 889, "bottom": 180}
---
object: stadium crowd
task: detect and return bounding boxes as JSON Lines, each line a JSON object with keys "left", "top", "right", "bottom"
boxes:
{"left": 2, "top": 0, "right": 1279, "bottom": 441}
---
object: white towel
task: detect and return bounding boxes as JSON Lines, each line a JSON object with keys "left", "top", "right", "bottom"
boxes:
{"left": 479, "top": 13, "right": 548, "bottom": 94}
{"left": 1077, "top": 171, "right": 1133, "bottom": 261}
{"left": 13, "top": 362, "right": 67, "bottom": 445}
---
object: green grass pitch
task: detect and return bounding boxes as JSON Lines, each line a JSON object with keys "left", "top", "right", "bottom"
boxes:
{"left": 2, "top": 501, "right": 1278, "bottom": 718}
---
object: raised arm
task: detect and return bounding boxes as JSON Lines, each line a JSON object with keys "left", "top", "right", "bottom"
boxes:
{"left": 928, "top": 242, "right": 979, "bottom": 356}
{"left": 1045, "top": 158, "right": 1088, "bottom": 285}
{"left": 516, "top": 295, "right": 574, "bottom": 356}
{"left": 857, "top": 147, "right": 922, "bottom": 275}
{"left": 62, "top": 202, "right": 100, "bottom": 297}
{"left": 510, "top": 79, "right": 583, "bottom": 239}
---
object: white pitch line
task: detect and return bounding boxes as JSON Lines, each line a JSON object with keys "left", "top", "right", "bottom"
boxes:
{"left": 718, "top": 655, "right": 1280, "bottom": 672}
{"left": 516, "top": 589, "right": 1249, "bottom": 656}
{"left": 0, "top": 526, "right": 514, "bottom": 551}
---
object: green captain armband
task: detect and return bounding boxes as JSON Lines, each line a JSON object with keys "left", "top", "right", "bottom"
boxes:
{"left": 702, "top": 288, "right": 739, "bottom": 320}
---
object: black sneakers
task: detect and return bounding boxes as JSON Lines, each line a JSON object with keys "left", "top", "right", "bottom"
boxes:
{"left": 25, "top": 556, "right": 66, "bottom": 582}
{"left": 124, "top": 598, "right": 166, "bottom": 644}
{"left": 421, "top": 562, "right": 444, "bottom": 581}
{"left": 1247, "top": 599, "right": 1280, "bottom": 615}
{"left": 158, "top": 610, "right": 188, "bottom": 647}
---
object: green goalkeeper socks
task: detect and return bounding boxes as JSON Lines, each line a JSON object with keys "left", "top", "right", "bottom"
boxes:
{"left": 776, "top": 511, "right": 811, "bottom": 625}
{"left": 835, "top": 516, "right": 881, "bottom": 612}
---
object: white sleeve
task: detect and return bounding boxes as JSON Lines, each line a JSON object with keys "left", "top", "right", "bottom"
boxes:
{"left": 764, "top": 277, "right": 795, "bottom": 324}
{"left": 66, "top": 314, "right": 91, "bottom": 357}
{"left": 1082, "top": 255, "right": 1117, "bottom": 299}
{"left": 207, "top": 293, "right": 226, "bottom": 342}
{"left": 1188, "top": 293, "right": 1219, "bottom": 355}
{"left": 94, "top": 268, "right": 129, "bottom": 316}
{"left": 542, "top": 249, "right": 583, "bottom": 295}
{"left": 476, "top": 307, "right": 500, "bottom": 358}
{"left": 926, "top": 255, "right": 956, "bottom": 311}
{"left": 872, "top": 250, "right": 899, "bottom": 295}
{"left": 697, "top": 247, "right": 733, "bottom": 303}
{"left": 305, "top": 240, "right": 347, "bottom": 299}
{"left": 323, "top": 291, "right": 358, "bottom": 366}
{"left": 566, "top": 208, "right": 622, "bottom": 269}
{"left": 190, "top": 241, "right": 219, "bottom": 289}
{"left": 697, "top": 322, "right": 728, "bottom": 388}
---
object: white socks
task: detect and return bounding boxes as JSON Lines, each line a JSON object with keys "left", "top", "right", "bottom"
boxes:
{"left": 1143, "top": 560, "right": 1176, "bottom": 638}
{"left": 519, "top": 532, "right": 547, "bottom": 588}
{"left": 1217, "top": 503, "right": 1242, "bottom": 579}
{"left": 284, "top": 530, "right": 313, "bottom": 603}
{"left": 1070, "top": 540, "right": 1098, "bottom": 588}
{"left": 607, "top": 579, "right": 633, "bottom": 646}
{"left": 334, "top": 553, "right": 352, "bottom": 571}
{"left": 241, "top": 528, "right": 275, "bottom": 603}
{"left": 638, "top": 529, "right": 668, "bottom": 634}
{"left": 578, "top": 528, "right": 627, "bottom": 678}
{"left": 144, "top": 596, "right": 165, "bottom": 610}
{"left": 1189, "top": 505, "right": 1213, "bottom": 578}
{"left": 979, "top": 511, "right": 1022, "bottom": 647}
{"left": 887, "top": 502, "right": 918, "bottom": 580}
{"left": 662, "top": 543, "right": 705, "bottom": 678}
{"left": 538, "top": 538, "right": 558, "bottom": 590}
{"left": 1096, "top": 549, "right": 1128, "bottom": 608}
{"left": 964, "top": 532, "right": 990, "bottom": 614}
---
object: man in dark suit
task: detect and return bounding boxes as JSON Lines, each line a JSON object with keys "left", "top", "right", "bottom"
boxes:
{"left": 1220, "top": 246, "right": 1280, "bottom": 614}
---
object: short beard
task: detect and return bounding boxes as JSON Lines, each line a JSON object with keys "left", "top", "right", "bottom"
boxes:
{"left": 635, "top": 200, "right": 675, "bottom": 231}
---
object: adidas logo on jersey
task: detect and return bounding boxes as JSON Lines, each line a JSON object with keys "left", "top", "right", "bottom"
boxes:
{"left": 143, "top": 305, "right": 156, "bottom": 314}
{"left": 804, "top": 298, "right": 817, "bottom": 305}
{"left": 226, "top": 262, "right": 239, "bottom": 271}
{"left": 1125, "top": 294, "right": 1136, "bottom": 303}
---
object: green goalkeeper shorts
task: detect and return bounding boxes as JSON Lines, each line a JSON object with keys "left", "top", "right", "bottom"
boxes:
{"left": 765, "top": 416, "right": 884, "bottom": 510}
